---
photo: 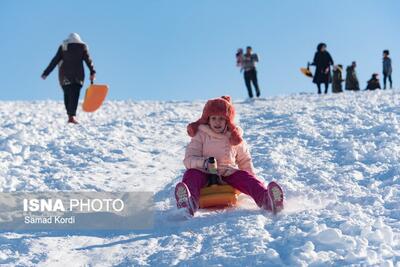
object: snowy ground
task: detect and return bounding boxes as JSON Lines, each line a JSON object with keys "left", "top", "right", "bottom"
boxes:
{"left": 1, "top": 90, "right": 400, "bottom": 266}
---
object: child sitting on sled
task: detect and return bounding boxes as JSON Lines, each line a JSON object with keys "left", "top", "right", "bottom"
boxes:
{"left": 175, "top": 96, "right": 284, "bottom": 216}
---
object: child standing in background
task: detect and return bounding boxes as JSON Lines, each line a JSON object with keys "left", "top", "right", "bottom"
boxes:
{"left": 383, "top": 50, "right": 393, "bottom": 89}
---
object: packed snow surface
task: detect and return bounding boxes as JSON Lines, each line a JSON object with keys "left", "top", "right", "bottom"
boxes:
{"left": 1, "top": 90, "right": 400, "bottom": 266}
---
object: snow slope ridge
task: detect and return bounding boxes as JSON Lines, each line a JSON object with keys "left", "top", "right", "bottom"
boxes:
{"left": 0, "top": 90, "right": 399, "bottom": 266}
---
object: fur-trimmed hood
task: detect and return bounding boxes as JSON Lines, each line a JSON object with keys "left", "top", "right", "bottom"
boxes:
{"left": 62, "top": 33, "right": 86, "bottom": 51}
{"left": 187, "top": 96, "right": 243, "bottom": 145}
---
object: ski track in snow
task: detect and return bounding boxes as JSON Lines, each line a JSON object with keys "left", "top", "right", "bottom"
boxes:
{"left": 0, "top": 90, "right": 400, "bottom": 266}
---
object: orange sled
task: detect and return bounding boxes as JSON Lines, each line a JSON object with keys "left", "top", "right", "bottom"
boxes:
{"left": 82, "top": 83, "right": 109, "bottom": 112}
{"left": 300, "top": 67, "right": 313, "bottom": 78}
{"left": 199, "top": 184, "right": 241, "bottom": 209}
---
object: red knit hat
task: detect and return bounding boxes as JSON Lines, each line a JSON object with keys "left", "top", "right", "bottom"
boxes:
{"left": 187, "top": 96, "right": 243, "bottom": 145}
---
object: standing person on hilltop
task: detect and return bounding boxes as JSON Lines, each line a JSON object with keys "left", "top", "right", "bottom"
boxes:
{"left": 345, "top": 61, "right": 360, "bottom": 91}
{"left": 238, "top": 46, "right": 261, "bottom": 98}
{"left": 41, "top": 33, "right": 96, "bottom": 124}
{"left": 332, "top": 65, "right": 344, "bottom": 93}
{"left": 382, "top": 50, "right": 393, "bottom": 89}
{"left": 311, "top": 43, "right": 334, "bottom": 94}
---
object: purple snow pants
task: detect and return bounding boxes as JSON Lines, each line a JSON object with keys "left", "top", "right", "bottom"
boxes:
{"left": 182, "top": 169, "right": 268, "bottom": 207}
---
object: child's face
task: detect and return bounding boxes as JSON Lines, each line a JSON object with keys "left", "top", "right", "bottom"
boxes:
{"left": 209, "top": 115, "right": 227, "bottom": 133}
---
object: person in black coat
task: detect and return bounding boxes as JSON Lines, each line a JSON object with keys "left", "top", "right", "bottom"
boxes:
{"left": 311, "top": 43, "right": 334, "bottom": 94}
{"left": 42, "top": 33, "right": 96, "bottom": 124}
{"left": 365, "top": 73, "right": 381, "bottom": 90}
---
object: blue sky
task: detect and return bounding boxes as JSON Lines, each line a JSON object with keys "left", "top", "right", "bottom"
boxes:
{"left": 0, "top": 0, "right": 399, "bottom": 101}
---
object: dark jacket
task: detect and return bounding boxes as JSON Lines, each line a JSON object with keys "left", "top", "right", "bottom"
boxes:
{"left": 42, "top": 43, "right": 96, "bottom": 86}
{"left": 345, "top": 66, "right": 360, "bottom": 91}
{"left": 332, "top": 68, "right": 344, "bottom": 93}
{"left": 312, "top": 51, "right": 334, "bottom": 84}
{"left": 366, "top": 78, "right": 381, "bottom": 90}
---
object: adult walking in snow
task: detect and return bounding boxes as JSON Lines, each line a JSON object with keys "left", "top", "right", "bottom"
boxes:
{"left": 41, "top": 33, "right": 96, "bottom": 124}
{"left": 311, "top": 43, "right": 334, "bottom": 94}
{"left": 237, "top": 46, "right": 261, "bottom": 98}
{"left": 382, "top": 50, "right": 393, "bottom": 89}
{"left": 345, "top": 61, "right": 360, "bottom": 91}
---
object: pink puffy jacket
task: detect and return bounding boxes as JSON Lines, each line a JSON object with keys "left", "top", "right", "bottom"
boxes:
{"left": 183, "top": 124, "right": 255, "bottom": 177}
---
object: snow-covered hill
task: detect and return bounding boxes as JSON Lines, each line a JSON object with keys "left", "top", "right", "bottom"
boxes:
{"left": 1, "top": 90, "right": 400, "bottom": 266}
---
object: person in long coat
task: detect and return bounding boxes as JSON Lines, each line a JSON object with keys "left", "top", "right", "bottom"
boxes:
{"left": 332, "top": 65, "right": 344, "bottom": 93}
{"left": 311, "top": 43, "right": 334, "bottom": 94}
{"left": 345, "top": 61, "right": 360, "bottom": 91}
{"left": 42, "top": 33, "right": 96, "bottom": 124}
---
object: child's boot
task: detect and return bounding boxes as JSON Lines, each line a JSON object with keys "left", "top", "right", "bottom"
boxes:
{"left": 267, "top": 181, "right": 284, "bottom": 214}
{"left": 262, "top": 181, "right": 284, "bottom": 214}
{"left": 175, "top": 182, "right": 197, "bottom": 216}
